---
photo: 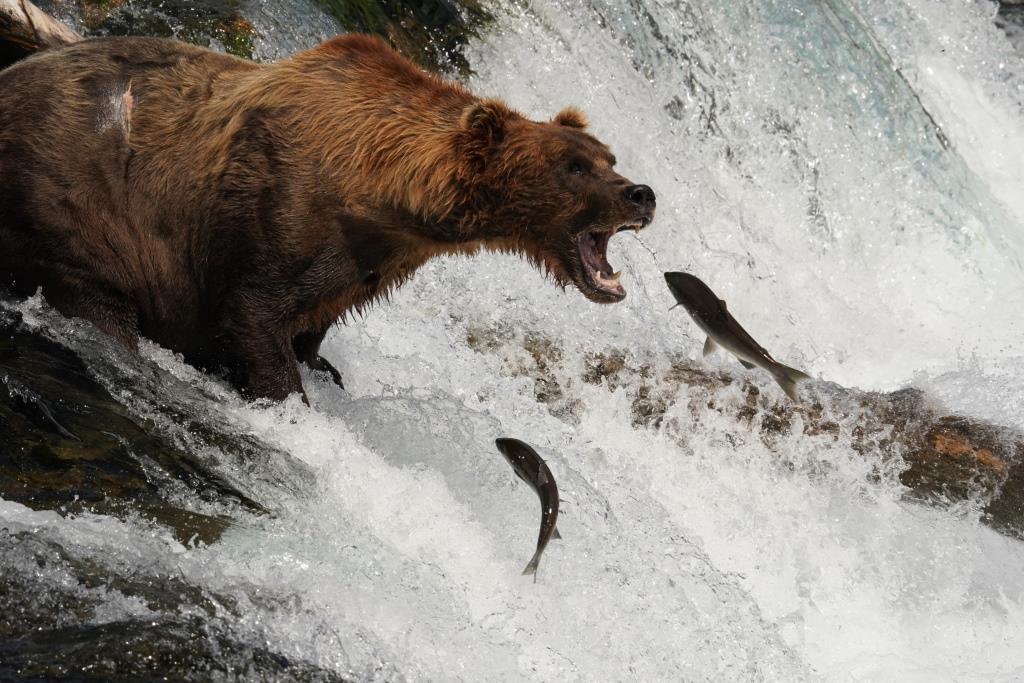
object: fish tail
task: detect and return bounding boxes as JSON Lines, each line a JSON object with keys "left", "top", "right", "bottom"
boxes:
{"left": 772, "top": 363, "right": 812, "bottom": 401}
{"left": 522, "top": 551, "right": 541, "bottom": 577}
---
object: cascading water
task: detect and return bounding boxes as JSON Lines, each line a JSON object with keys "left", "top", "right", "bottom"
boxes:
{"left": 3, "top": 0, "right": 1024, "bottom": 680}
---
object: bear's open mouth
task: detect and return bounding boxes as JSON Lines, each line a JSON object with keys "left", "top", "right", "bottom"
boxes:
{"left": 577, "top": 222, "right": 644, "bottom": 300}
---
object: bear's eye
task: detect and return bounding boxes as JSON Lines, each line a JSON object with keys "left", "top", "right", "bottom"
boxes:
{"left": 568, "top": 162, "right": 585, "bottom": 176}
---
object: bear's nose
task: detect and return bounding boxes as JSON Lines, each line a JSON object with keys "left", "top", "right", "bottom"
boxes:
{"left": 623, "top": 184, "right": 656, "bottom": 210}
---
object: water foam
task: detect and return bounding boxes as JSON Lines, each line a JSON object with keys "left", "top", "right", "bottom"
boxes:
{"left": 4, "top": 0, "right": 1024, "bottom": 679}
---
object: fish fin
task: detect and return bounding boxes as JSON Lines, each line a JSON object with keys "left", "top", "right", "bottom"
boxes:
{"left": 668, "top": 303, "right": 681, "bottom": 311}
{"left": 739, "top": 359, "right": 756, "bottom": 370}
{"left": 553, "top": 526, "right": 562, "bottom": 540}
{"left": 522, "top": 553, "right": 540, "bottom": 577}
{"left": 719, "top": 299, "right": 727, "bottom": 309}
{"left": 772, "top": 363, "right": 812, "bottom": 401}
{"left": 702, "top": 337, "right": 718, "bottom": 357}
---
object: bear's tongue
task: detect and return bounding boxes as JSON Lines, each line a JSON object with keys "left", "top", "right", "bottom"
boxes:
{"left": 579, "top": 231, "right": 625, "bottom": 297}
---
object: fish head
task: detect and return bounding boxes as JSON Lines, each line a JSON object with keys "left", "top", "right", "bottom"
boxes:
{"left": 664, "top": 272, "right": 726, "bottom": 323}
{"left": 495, "top": 437, "right": 543, "bottom": 481}
{"left": 495, "top": 437, "right": 529, "bottom": 468}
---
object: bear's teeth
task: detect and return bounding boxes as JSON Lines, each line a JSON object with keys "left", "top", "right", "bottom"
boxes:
{"left": 578, "top": 231, "right": 624, "bottom": 295}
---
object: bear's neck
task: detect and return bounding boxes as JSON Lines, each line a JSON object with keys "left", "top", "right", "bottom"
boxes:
{"left": 245, "top": 58, "right": 476, "bottom": 235}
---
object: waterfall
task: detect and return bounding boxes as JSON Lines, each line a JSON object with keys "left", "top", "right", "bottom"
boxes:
{"left": 3, "top": 1, "right": 1024, "bottom": 680}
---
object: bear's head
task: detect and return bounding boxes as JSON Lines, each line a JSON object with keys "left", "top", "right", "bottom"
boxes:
{"left": 459, "top": 100, "right": 656, "bottom": 304}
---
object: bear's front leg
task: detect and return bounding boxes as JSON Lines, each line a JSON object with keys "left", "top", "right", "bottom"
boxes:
{"left": 293, "top": 327, "right": 344, "bottom": 390}
{"left": 236, "top": 326, "right": 306, "bottom": 402}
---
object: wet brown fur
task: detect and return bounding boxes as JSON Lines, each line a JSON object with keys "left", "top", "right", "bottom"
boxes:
{"left": 0, "top": 35, "right": 653, "bottom": 400}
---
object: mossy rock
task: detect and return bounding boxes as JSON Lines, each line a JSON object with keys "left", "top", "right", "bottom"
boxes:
{"left": 313, "top": 0, "right": 491, "bottom": 74}
{"left": 33, "top": 0, "right": 489, "bottom": 69}
{"left": 69, "top": 0, "right": 256, "bottom": 59}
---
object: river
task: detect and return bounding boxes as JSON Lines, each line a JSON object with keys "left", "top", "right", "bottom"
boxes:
{"left": 3, "top": 0, "right": 1024, "bottom": 680}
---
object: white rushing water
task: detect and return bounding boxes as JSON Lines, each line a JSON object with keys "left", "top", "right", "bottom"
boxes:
{"left": 4, "top": 0, "right": 1024, "bottom": 680}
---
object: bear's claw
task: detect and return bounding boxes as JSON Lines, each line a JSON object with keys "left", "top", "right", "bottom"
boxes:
{"left": 304, "top": 355, "right": 345, "bottom": 390}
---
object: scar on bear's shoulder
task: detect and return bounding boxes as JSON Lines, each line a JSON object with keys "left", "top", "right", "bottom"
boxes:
{"left": 97, "top": 81, "right": 134, "bottom": 139}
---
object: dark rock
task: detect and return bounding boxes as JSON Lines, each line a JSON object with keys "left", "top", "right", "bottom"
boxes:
{"left": 35, "top": 0, "right": 256, "bottom": 58}
{"left": 0, "top": 620, "right": 347, "bottom": 681}
{"left": 474, "top": 327, "right": 1024, "bottom": 540}
{"left": 0, "top": 531, "right": 346, "bottom": 681}
{"left": 5, "top": 0, "right": 489, "bottom": 83}
{"left": 312, "top": 0, "right": 490, "bottom": 74}
{"left": 0, "top": 298, "right": 341, "bottom": 679}
{"left": 0, "top": 303, "right": 322, "bottom": 545}
{"left": 997, "top": 1, "right": 1024, "bottom": 56}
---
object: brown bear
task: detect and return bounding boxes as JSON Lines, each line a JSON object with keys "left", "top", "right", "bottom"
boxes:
{"left": 0, "top": 34, "right": 655, "bottom": 400}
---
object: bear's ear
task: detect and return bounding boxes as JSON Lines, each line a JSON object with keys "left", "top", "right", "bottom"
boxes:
{"left": 460, "top": 99, "right": 516, "bottom": 169}
{"left": 460, "top": 99, "right": 515, "bottom": 141}
{"left": 553, "top": 107, "right": 588, "bottom": 129}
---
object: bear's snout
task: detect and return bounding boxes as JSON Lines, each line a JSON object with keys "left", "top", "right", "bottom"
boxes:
{"left": 623, "top": 184, "right": 656, "bottom": 211}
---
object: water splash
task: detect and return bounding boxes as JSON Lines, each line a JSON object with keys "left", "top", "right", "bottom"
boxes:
{"left": 4, "top": 0, "right": 1024, "bottom": 679}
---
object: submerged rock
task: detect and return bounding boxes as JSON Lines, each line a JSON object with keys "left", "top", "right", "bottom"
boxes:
{"left": 1, "top": 620, "right": 344, "bottom": 682}
{"left": 996, "top": 0, "right": 1024, "bottom": 57}
{"left": 476, "top": 327, "right": 1024, "bottom": 541}
{"left": 0, "top": 530, "right": 347, "bottom": 681}
{"left": 0, "top": 301, "right": 334, "bottom": 678}
{"left": 0, "top": 307, "right": 273, "bottom": 545}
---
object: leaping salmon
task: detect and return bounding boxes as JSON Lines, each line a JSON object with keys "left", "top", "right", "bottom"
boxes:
{"left": 495, "top": 437, "right": 561, "bottom": 578}
{"left": 664, "top": 271, "right": 810, "bottom": 400}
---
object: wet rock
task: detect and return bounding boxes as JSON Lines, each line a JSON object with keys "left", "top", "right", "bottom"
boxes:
{"left": 21, "top": 0, "right": 490, "bottom": 69}
{"left": 31, "top": 0, "right": 255, "bottom": 58}
{"left": 312, "top": 0, "right": 490, "bottom": 74}
{"left": 582, "top": 350, "right": 627, "bottom": 386}
{"left": 473, "top": 327, "right": 1024, "bottom": 540}
{"left": 861, "top": 390, "right": 1024, "bottom": 540}
{"left": 0, "top": 308, "right": 272, "bottom": 545}
{"left": 0, "top": 300, "right": 334, "bottom": 679}
{"left": 5, "top": 0, "right": 489, "bottom": 88}
{"left": 0, "top": 531, "right": 346, "bottom": 681}
{"left": 468, "top": 324, "right": 583, "bottom": 421}
{"left": 997, "top": 1, "right": 1024, "bottom": 57}
{"left": 1, "top": 620, "right": 347, "bottom": 681}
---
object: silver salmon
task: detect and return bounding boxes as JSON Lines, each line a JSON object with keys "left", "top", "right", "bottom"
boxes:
{"left": 664, "top": 271, "right": 810, "bottom": 400}
{"left": 495, "top": 437, "right": 561, "bottom": 577}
